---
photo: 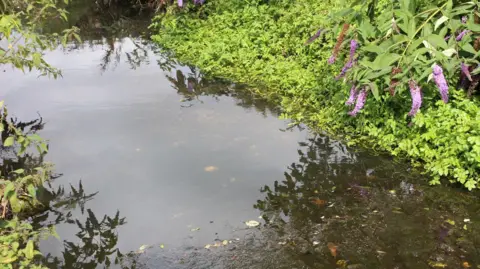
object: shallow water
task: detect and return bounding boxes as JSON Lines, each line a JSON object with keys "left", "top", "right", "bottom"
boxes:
{"left": 3, "top": 37, "right": 480, "bottom": 269}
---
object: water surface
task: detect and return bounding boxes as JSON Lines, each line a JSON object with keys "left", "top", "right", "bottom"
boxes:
{"left": 3, "top": 37, "right": 480, "bottom": 269}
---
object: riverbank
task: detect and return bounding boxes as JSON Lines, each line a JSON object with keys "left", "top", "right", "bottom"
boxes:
{"left": 151, "top": 0, "right": 480, "bottom": 189}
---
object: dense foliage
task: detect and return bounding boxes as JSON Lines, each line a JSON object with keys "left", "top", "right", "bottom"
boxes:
{"left": 151, "top": 0, "right": 480, "bottom": 189}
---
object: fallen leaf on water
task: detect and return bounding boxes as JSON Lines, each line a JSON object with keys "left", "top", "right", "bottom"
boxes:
{"left": 204, "top": 166, "right": 218, "bottom": 172}
{"left": 327, "top": 242, "right": 337, "bottom": 258}
{"left": 463, "top": 261, "right": 471, "bottom": 268}
{"left": 204, "top": 244, "right": 211, "bottom": 249}
{"left": 245, "top": 220, "right": 260, "bottom": 227}
{"left": 222, "top": 240, "right": 228, "bottom": 245}
{"left": 160, "top": 244, "right": 164, "bottom": 249}
{"left": 428, "top": 261, "right": 447, "bottom": 268}
{"left": 310, "top": 199, "right": 326, "bottom": 206}
{"left": 190, "top": 227, "right": 200, "bottom": 232}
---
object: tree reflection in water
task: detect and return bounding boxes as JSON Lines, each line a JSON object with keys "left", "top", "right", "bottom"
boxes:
{"left": 1, "top": 113, "right": 136, "bottom": 269}
{"left": 162, "top": 63, "right": 279, "bottom": 117}
{"left": 242, "top": 135, "right": 480, "bottom": 269}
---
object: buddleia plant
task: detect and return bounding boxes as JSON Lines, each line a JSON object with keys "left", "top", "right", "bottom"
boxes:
{"left": 321, "top": 0, "right": 477, "bottom": 117}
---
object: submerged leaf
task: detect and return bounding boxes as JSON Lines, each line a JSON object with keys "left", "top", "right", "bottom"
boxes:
{"left": 327, "top": 242, "right": 337, "bottom": 258}
{"left": 310, "top": 198, "right": 327, "bottom": 206}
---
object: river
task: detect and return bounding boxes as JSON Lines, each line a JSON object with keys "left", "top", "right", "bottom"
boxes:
{"left": 2, "top": 32, "right": 480, "bottom": 269}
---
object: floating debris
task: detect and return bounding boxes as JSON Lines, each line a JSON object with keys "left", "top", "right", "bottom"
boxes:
{"left": 204, "top": 166, "right": 219, "bottom": 172}
{"left": 190, "top": 227, "right": 200, "bottom": 232}
{"left": 245, "top": 220, "right": 260, "bottom": 227}
{"left": 136, "top": 244, "right": 150, "bottom": 253}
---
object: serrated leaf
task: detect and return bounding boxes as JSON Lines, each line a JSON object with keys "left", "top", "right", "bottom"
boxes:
{"left": 434, "top": 16, "right": 449, "bottom": 31}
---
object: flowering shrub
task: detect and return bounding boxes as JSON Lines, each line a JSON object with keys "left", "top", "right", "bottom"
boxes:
{"left": 324, "top": 0, "right": 477, "bottom": 116}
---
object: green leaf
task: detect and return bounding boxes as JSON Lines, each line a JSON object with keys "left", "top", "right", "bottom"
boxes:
{"left": 13, "top": 169, "right": 24, "bottom": 174}
{"left": 28, "top": 134, "right": 42, "bottom": 141}
{"left": 25, "top": 240, "right": 34, "bottom": 259}
{"left": 426, "top": 34, "right": 448, "bottom": 49}
{"left": 442, "top": 48, "right": 456, "bottom": 57}
{"left": 27, "top": 184, "right": 36, "bottom": 198}
{"left": 407, "top": 18, "right": 416, "bottom": 38}
{"left": 372, "top": 53, "right": 401, "bottom": 70}
{"left": 362, "top": 44, "right": 384, "bottom": 54}
{"left": 4, "top": 182, "right": 15, "bottom": 197}
{"left": 39, "top": 142, "right": 48, "bottom": 153}
{"left": 467, "top": 21, "right": 480, "bottom": 32}
{"left": 9, "top": 193, "right": 21, "bottom": 213}
{"left": 434, "top": 16, "right": 449, "bottom": 31}
{"left": 358, "top": 20, "right": 376, "bottom": 39}
{"left": 0, "top": 256, "right": 17, "bottom": 264}
{"left": 462, "top": 43, "right": 476, "bottom": 54}
{"left": 3, "top": 136, "right": 14, "bottom": 147}
{"left": 369, "top": 83, "right": 379, "bottom": 101}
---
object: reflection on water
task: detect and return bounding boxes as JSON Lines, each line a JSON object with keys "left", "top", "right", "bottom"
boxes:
{"left": 4, "top": 36, "right": 480, "bottom": 268}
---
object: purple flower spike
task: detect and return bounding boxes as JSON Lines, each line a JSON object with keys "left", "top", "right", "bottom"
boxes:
{"left": 345, "top": 84, "right": 358, "bottom": 105}
{"left": 335, "top": 40, "right": 358, "bottom": 79}
{"left": 336, "top": 60, "right": 353, "bottom": 79}
{"left": 456, "top": 30, "right": 470, "bottom": 41}
{"left": 178, "top": 0, "right": 183, "bottom": 7}
{"left": 432, "top": 64, "right": 449, "bottom": 103}
{"left": 350, "top": 39, "right": 358, "bottom": 59}
{"left": 328, "top": 56, "right": 336, "bottom": 64}
{"left": 408, "top": 80, "right": 422, "bottom": 117}
{"left": 461, "top": 63, "right": 472, "bottom": 81}
{"left": 462, "top": 16, "right": 467, "bottom": 24}
{"left": 349, "top": 87, "right": 368, "bottom": 116}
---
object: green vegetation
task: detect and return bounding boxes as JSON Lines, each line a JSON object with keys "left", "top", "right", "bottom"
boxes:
{"left": 151, "top": 0, "right": 480, "bottom": 189}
